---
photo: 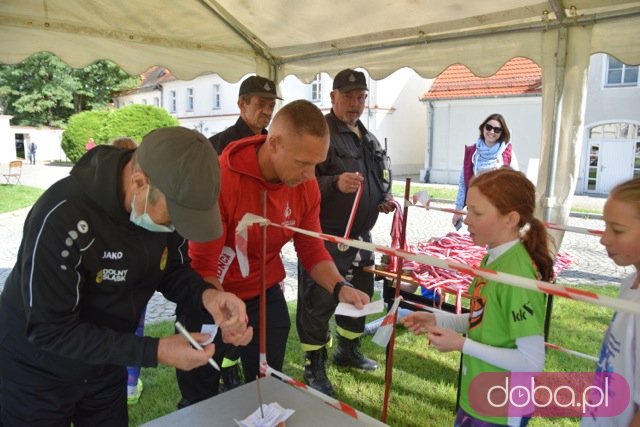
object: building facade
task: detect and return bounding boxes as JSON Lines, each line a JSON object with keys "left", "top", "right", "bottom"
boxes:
{"left": 421, "top": 55, "right": 639, "bottom": 195}
{"left": 115, "top": 67, "right": 432, "bottom": 177}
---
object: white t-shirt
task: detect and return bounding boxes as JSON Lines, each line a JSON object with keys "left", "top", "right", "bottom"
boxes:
{"left": 582, "top": 273, "right": 640, "bottom": 426}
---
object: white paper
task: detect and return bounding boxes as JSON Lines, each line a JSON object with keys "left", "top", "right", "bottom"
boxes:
{"left": 334, "top": 298, "right": 384, "bottom": 317}
{"left": 199, "top": 324, "right": 219, "bottom": 346}
{"left": 234, "top": 402, "right": 295, "bottom": 427}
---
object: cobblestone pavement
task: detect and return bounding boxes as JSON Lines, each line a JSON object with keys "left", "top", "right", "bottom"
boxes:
{"left": 0, "top": 164, "right": 629, "bottom": 325}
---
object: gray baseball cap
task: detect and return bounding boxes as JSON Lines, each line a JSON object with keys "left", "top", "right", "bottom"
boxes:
{"left": 137, "top": 127, "right": 222, "bottom": 242}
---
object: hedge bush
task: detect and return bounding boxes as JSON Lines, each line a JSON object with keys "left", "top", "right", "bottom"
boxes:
{"left": 61, "top": 105, "right": 179, "bottom": 162}
{"left": 94, "top": 105, "right": 179, "bottom": 146}
{"left": 61, "top": 110, "right": 110, "bottom": 162}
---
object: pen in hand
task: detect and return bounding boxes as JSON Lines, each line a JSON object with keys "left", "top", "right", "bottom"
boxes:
{"left": 175, "top": 321, "right": 220, "bottom": 371}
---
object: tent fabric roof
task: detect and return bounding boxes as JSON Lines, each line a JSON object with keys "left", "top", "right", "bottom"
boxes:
{"left": 421, "top": 57, "right": 542, "bottom": 100}
{"left": 2, "top": 0, "right": 639, "bottom": 82}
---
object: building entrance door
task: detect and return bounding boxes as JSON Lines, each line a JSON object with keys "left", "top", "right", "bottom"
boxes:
{"left": 585, "top": 140, "right": 634, "bottom": 194}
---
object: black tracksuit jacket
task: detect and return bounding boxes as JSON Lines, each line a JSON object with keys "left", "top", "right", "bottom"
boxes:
{"left": 0, "top": 146, "right": 210, "bottom": 384}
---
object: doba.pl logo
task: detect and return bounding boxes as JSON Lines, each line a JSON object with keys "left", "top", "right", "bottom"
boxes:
{"left": 468, "top": 372, "right": 629, "bottom": 418}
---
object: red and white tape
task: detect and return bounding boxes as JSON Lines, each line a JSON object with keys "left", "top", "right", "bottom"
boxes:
{"left": 263, "top": 365, "right": 360, "bottom": 419}
{"left": 235, "top": 213, "right": 639, "bottom": 315}
{"left": 410, "top": 191, "right": 604, "bottom": 237}
{"left": 338, "top": 181, "right": 364, "bottom": 252}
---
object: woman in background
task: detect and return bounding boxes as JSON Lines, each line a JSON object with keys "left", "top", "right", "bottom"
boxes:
{"left": 452, "top": 114, "right": 515, "bottom": 230}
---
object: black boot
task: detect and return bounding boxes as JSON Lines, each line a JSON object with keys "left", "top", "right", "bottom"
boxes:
{"left": 303, "top": 348, "right": 334, "bottom": 396}
{"left": 332, "top": 335, "right": 378, "bottom": 371}
{"left": 219, "top": 364, "right": 243, "bottom": 393}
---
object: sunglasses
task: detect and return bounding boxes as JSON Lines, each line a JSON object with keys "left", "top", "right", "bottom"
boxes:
{"left": 484, "top": 124, "right": 503, "bottom": 134}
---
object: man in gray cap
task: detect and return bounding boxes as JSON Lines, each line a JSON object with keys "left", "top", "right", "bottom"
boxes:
{"left": 209, "top": 75, "right": 282, "bottom": 154}
{"left": 0, "top": 127, "right": 252, "bottom": 426}
{"left": 296, "top": 69, "right": 395, "bottom": 396}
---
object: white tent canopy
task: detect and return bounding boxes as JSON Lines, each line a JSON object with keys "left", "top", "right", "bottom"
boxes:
{"left": 2, "top": 0, "right": 640, "bottom": 231}
{"left": 2, "top": 0, "right": 639, "bottom": 81}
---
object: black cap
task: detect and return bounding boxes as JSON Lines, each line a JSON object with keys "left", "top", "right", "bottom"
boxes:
{"left": 239, "top": 75, "right": 282, "bottom": 99}
{"left": 333, "top": 69, "right": 368, "bottom": 92}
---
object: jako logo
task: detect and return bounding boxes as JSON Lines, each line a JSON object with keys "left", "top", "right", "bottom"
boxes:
{"left": 468, "top": 372, "right": 629, "bottom": 418}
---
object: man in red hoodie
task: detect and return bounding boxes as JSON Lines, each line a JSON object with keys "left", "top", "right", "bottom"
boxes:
{"left": 175, "top": 100, "right": 371, "bottom": 406}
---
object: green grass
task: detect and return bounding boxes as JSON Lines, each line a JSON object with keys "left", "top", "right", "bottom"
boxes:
{"left": 391, "top": 181, "right": 457, "bottom": 201}
{"left": 0, "top": 184, "right": 44, "bottom": 213}
{"left": 128, "top": 285, "right": 617, "bottom": 426}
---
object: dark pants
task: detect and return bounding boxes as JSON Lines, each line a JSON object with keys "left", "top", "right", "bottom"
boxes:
{"left": 296, "top": 239, "right": 375, "bottom": 346}
{"left": 0, "top": 367, "right": 127, "bottom": 427}
{"left": 176, "top": 285, "right": 290, "bottom": 405}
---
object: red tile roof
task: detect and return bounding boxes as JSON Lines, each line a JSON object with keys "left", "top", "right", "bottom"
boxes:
{"left": 121, "top": 66, "right": 176, "bottom": 95}
{"left": 421, "top": 57, "right": 541, "bottom": 100}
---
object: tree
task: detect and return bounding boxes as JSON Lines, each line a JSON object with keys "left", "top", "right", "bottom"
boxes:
{"left": 0, "top": 53, "right": 139, "bottom": 127}
{"left": 71, "top": 61, "right": 139, "bottom": 113}
{"left": 0, "top": 53, "right": 76, "bottom": 127}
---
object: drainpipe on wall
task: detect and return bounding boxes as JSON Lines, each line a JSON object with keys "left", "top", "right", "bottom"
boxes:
{"left": 422, "top": 100, "right": 434, "bottom": 183}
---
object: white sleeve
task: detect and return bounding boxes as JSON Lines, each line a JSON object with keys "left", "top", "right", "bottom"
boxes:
{"left": 509, "top": 148, "right": 520, "bottom": 171}
{"left": 462, "top": 335, "right": 545, "bottom": 372}
{"left": 434, "top": 312, "right": 469, "bottom": 333}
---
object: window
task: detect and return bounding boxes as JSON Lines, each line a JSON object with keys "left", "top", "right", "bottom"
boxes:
{"left": 212, "top": 84, "right": 221, "bottom": 109}
{"left": 589, "top": 123, "right": 638, "bottom": 140}
{"left": 311, "top": 74, "right": 322, "bottom": 101}
{"left": 169, "top": 90, "right": 177, "bottom": 113}
{"left": 153, "top": 97, "right": 160, "bottom": 107}
{"left": 186, "top": 88, "right": 194, "bottom": 112}
{"left": 141, "top": 99, "right": 147, "bottom": 105}
{"left": 606, "top": 56, "right": 639, "bottom": 87}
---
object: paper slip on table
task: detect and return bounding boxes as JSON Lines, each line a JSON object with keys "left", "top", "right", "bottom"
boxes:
{"left": 141, "top": 376, "right": 388, "bottom": 426}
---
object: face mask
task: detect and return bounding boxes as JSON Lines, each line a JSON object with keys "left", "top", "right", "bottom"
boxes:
{"left": 130, "top": 186, "right": 175, "bottom": 233}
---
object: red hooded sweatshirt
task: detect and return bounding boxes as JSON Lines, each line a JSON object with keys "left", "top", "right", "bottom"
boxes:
{"left": 189, "top": 135, "right": 333, "bottom": 300}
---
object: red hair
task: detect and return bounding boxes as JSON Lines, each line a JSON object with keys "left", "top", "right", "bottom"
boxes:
{"left": 469, "top": 169, "right": 554, "bottom": 281}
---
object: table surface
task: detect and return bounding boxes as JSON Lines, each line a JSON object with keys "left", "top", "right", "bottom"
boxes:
{"left": 141, "top": 376, "right": 389, "bottom": 427}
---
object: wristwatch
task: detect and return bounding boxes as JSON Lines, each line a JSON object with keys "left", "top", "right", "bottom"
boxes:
{"left": 333, "top": 280, "right": 354, "bottom": 303}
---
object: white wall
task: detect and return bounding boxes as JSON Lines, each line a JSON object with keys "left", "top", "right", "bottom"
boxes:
{"left": 426, "top": 96, "right": 542, "bottom": 184}
{"left": 0, "top": 123, "right": 66, "bottom": 167}
{"left": 584, "top": 54, "right": 640, "bottom": 125}
{"left": 11, "top": 126, "right": 66, "bottom": 162}
{"left": 371, "top": 68, "right": 431, "bottom": 176}
{"left": 576, "top": 53, "right": 640, "bottom": 194}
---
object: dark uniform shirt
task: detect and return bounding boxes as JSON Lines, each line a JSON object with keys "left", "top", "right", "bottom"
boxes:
{"left": 209, "top": 117, "right": 267, "bottom": 154}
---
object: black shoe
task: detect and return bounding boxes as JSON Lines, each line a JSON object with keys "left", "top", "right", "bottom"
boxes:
{"left": 177, "top": 398, "right": 193, "bottom": 409}
{"left": 303, "top": 348, "right": 334, "bottom": 396}
{"left": 219, "top": 364, "right": 243, "bottom": 393}
{"left": 332, "top": 335, "right": 378, "bottom": 371}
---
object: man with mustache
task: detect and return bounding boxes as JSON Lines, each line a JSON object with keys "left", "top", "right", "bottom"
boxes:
{"left": 210, "top": 75, "right": 281, "bottom": 155}
{"left": 207, "top": 75, "right": 281, "bottom": 392}
{"left": 296, "top": 69, "right": 395, "bottom": 396}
